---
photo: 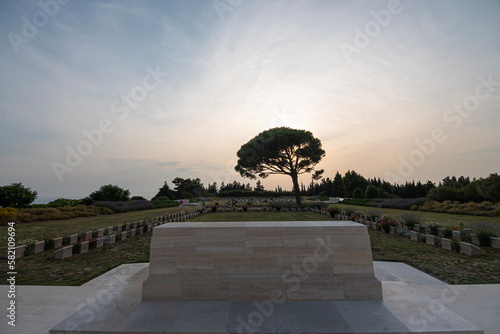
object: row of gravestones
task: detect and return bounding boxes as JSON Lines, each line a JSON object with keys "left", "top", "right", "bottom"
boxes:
{"left": 347, "top": 216, "right": 500, "bottom": 257}
{"left": 8, "top": 210, "right": 200, "bottom": 260}
{"left": 207, "top": 206, "right": 329, "bottom": 213}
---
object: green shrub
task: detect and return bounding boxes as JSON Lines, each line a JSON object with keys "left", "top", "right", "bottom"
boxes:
{"left": 44, "top": 238, "right": 55, "bottom": 250}
{"left": 95, "top": 200, "right": 154, "bottom": 212}
{"left": 341, "top": 198, "right": 372, "bottom": 206}
{"left": 151, "top": 196, "right": 178, "bottom": 208}
{"left": 442, "top": 228, "right": 453, "bottom": 239}
{"left": 365, "top": 185, "right": 380, "bottom": 199}
{"left": 344, "top": 207, "right": 356, "bottom": 215}
{"left": 25, "top": 242, "right": 35, "bottom": 256}
{"left": 353, "top": 188, "right": 364, "bottom": 199}
{"left": 426, "top": 222, "right": 442, "bottom": 236}
{"left": 469, "top": 221, "right": 500, "bottom": 247}
{"left": 378, "top": 214, "right": 397, "bottom": 233}
{"left": 328, "top": 206, "right": 341, "bottom": 217}
{"left": 367, "top": 209, "right": 381, "bottom": 221}
{"left": 400, "top": 213, "right": 422, "bottom": 230}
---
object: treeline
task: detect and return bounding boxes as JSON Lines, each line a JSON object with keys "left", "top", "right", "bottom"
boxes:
{"left": 152, "top": 171, "right": 499, "bottom": 204}
{"left": 427, "top": 174, "right": 500, "bottom": 203}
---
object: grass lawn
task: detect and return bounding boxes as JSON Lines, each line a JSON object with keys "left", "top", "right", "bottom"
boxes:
{"left": 333, "top": 203, "right": 500, "bottom": 227}
{"left": 2, "top": 210, "right": 499, "bottom": 286}
{"left": 190, "top": 211, "right": 333, "bottom": 222}
{"left": 0, "top": 206, "right": 194, "bottom": 254}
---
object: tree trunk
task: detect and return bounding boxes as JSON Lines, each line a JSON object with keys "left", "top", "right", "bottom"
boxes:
{"left": 291, "top": 173, "right": 302, "bottom": 206}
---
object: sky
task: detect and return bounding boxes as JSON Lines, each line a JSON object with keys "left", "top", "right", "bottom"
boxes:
{"left": 0, "top": 0, "right": 499, "bottom": 203}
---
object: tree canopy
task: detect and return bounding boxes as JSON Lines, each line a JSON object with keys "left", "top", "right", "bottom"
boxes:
{"left": 235, "top": 127, "right": 325, "bottom": 205}
{"left": 88, "top": 184, "right": 130, "bottom": 202}
{"left": 0, "top": 182, "right": 37, "bottom": 208}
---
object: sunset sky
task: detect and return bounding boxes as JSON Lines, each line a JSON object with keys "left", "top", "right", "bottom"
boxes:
{"left": 1, "top": 0, "right": 499, "bottom": 202}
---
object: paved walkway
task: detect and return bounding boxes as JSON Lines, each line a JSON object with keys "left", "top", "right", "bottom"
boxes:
{"left": 0, "top": 262, "right": 498, "bottom": 334}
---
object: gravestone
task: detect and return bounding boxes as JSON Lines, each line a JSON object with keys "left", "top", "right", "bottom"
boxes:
{"left": 34, "top": 241, "right": 45, "bottom": 254}
{"left": 69, "top": 234, "right": 78, "bottom": 244}
{"left": 55, "top": 246, "right": 72, "bottom": 260}
{"left": 460, "top": 242, "right": 481, "bottom": 257}
{"left": 96, "top": 237, "right": 104, "bottom": 248}
{"left": 80, "top": 241, "right": 89, "bottom": 253}
{"left": 53, "top": 237, "right": 63, "bottom": 248}
{"left": 426, "top": 234, "right": 440, "bottom": 246}
{"left": 441, "top": 238, "right": 452, "bottom": 250}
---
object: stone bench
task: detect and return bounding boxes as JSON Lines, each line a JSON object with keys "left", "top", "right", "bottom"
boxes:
{"left": 143, "top": 221, "right": 382, "bottom": 302}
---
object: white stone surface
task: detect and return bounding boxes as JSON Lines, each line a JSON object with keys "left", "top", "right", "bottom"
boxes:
{"left": 143, "top": 221, "right": 382, "bottom": 301}
{"left": 1, "top": 262, "right": 496, "bottom": 334}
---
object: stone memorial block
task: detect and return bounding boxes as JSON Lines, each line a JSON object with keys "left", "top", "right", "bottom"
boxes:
{"left": 121, "top": 231, "right": 128, "bottom": 241}
{"left": 117, "top": 225, "right": 122, "bottom": 233}
{"left": 414, "top": 224, "right": 421, "bottom": 232}
{"left": 460, "top": 242, "right": 481, "bottom": 257}
{"left": 426, "top": 234, "right": 440, "bottom": 246}
{"left": 54, "top": 237, "right": 63, "bottom": 248}
{"left": 143, "top": 221, "right": 382, "bottom": 301}
{"left": 491, "top": 237, "right": 500, "bottom": 249}
{"left": 107, "top": 226, "right": 114, "bottom": 235}
{"left": 470, "top": 233, "right": 479, "bottom": 245}
{"left": 96, "top": 237, "right": 104, "bottom": 248}
{"left": 410, "top": 231, "right": 421, "bottom": 242}
{"left": 441, "top": 238, "right": 452, "bottom": 251}
{"left": 97, "top": 228, "right": 105, "bottom": 238}
{"left": 85, "top": 231, "right": 92, "bottom": 241}
{"left": 138, "top": 227, "right": 144, "bottom": 235}
{"left": 34, "top": 241, "right": 45, "bottom": 254}
{"left": 69, "top": 234, "right": 78, "bottom": 244}
{"left": 389, "top": 226, "right": 396, "bottom": 234}
{"left": 55, "top": 246, "right": 73, "bottom": 260}
{"left": 109, "top": 234, "right": 116, "bottom": 245}
{"left": 452, "top": 230, "right": 461, "bottom": 240}
{"left": 13, "top": 245, "right": 25, "bottom": 259}
{"left": 130, "top": 229, "right": 136, "bottom": 237}
{"left": 80, "top": 241, "right": 89, "bottom": 253}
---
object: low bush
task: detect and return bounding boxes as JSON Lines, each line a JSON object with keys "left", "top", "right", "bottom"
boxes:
{"left": 24, "top": 242, "right": 35, "bottom": 256}
{"left": 9, "top": 205, "right": 113, "bottom": 223}
{"left": 418, "top": 200, "right": 497, "bottom": 217}
{"left": 341, "top": 198, "right": 371, "bottom": 206}
{"left": 442, "top": 228, "right": 453, "bottom": 239}
{"left": 400, "top": 212, "right": 422, "bottom": 230}
{"left": 94, "top": 200, "right": 154, "bottom": 213}
{"left": 328, "top": 206, "right": 341, "bottom": 217}
{"left": 344, "top": 207, "right": 356, "bottom": 215}
{"left": 426, "top": 222, "right": 442, "bottom": 236}
{"left": 367, "top": 209, "right": 381, "bottom": 221}
{"left": 151, "top": 196, "right": 178, "bottom": 208}
{"left": 44, "top": 238, "right": 55, "bottom": 250}
{"left": 72, "top": 243, "right": 81, "bottom": 254}
{"left": 378, "top": 214, "right": 397, "bottom": 233}
{"left": 469, "top": 221, "right": 500, "bottom": 247}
